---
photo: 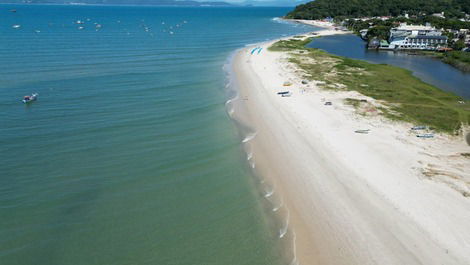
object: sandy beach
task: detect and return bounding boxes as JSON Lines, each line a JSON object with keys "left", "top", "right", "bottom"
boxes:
{"left": 230, "top": 27, "right": 470, "bottom": 265}
{"left": 289, "top": 19, "right": 339, "bottom": 29}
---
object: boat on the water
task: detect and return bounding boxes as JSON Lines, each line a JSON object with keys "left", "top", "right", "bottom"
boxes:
{"left": 22, "top": 93, "right": 38, "bottom": 104}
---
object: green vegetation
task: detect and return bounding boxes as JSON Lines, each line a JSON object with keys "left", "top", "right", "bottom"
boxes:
{"left": 268, "top": 38, "right": 312, "bottom": 51}
{"left": 441, "top": 50, "right": 470, "bottom": 71}
{"left": 286, "top": 0, "right": 470, "bottom": 20}
{"left": 344, "top": 98, "right": 363, "bottom": 107}
{"left": 365, "top": 25, "right": 391, "bottom": 40}
{"left": 416, "top": 50, "right": 470, "bottom": 72}
{"left": 269, "top": 38, "right": 470, "bottom": 133}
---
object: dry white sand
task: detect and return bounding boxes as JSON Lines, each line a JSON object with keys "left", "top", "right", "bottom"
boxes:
{"left": 231, "top": 29, "right": 470, "bottom": 265}
{"left": 289, "top": 19, "right": 339, "bottom": 30}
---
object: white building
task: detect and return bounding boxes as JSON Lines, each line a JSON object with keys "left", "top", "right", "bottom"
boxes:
{"left": 432, "top": 12, "right": 445, "bottom": 18}
{"left": 388, "top": 23, "right": 447, "bottom": 50}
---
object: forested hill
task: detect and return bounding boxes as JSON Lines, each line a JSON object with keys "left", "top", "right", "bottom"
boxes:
{"left": 286, "top": 0, "right": 470, "bottom": 19}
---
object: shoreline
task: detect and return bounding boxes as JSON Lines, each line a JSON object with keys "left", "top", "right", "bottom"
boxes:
{"left": 287, "top": 19, "right": 340, "bottom": 30}
{"left": 230, "top": 28, "right": 470, "bottom": 264}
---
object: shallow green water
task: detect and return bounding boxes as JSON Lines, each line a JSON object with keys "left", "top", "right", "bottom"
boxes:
{"left": 0, "top": 4, "right": 313, "bottom": 265}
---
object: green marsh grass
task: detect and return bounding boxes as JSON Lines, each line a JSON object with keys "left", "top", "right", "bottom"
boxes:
{"left": 269, "top": 38, "right": 470, "bottom": 133}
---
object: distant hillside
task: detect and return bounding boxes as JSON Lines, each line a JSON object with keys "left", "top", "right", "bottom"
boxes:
{"left": 3, "top": 0, "right": 234, "bottom": 6}
{"left": 286, "top": 0, "right": 470, "bottom": 19}
{"left": 241, "top": 0, "right": 309, "bottom": 7}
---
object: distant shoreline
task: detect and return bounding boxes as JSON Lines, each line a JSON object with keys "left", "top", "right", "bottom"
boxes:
{"left": 0, "top": 3, "right": 236, "bottom": 7}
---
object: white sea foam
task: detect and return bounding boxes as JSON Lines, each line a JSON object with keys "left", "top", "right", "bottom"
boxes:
{"left": 244, "top": 42, "right": 260, "bottom": 47}
{"left": 279, "top": 225, "right": 288, "bottom": 238}
{"left": 272, "top": 17, "right": 296, "bottom": 26}
{"left": 225, "top": 95, "right": 239, "bottom": 106}
{"left": 264, "top": 189, "right": 274, "bottom": 198}
{"left": 272, "top": 199, "right": 283, "bottom": 212}
{"left": 289, "top": 253, "right": 299, "bottom": 265}
{"left": 290, "top": 231, "right": 299, "bottom": 265}
{"left": 227, "top": 108, "right": 235, "bottom": 116}
{"left": 249, "top": 161, "right": 255, "bottom": 169}
{"left": 279, "top": 210, "right": 289, "bottom": 238}
{"left": 242, "top": 132, "right": 257, "bottom": 143}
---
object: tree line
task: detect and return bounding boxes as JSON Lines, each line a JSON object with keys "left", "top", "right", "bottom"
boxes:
{"left": 286, "top": 0, "right": 470, "bottom": 20}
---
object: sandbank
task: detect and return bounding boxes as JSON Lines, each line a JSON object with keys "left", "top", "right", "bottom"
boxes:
{"left": 230, "top": 29, "right": 470, "bottom": 265}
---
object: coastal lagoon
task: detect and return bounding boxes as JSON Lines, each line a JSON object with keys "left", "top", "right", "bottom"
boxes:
{"left": 0, "top": 5, "right": 313, "bottom": 265}
{"left": 308, "top": 34, "right": 470, "bottom": 99}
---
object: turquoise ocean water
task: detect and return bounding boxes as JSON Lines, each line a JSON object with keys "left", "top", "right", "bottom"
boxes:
{"left": 0, "top": 5, "right": 313, "bottom": 265}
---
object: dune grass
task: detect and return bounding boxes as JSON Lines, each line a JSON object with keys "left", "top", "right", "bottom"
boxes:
{"left": 269, "top": 38, "right": 470, "bottom": 134}
{"left": 268, "top": 38, "right": 312, "bottom": 52}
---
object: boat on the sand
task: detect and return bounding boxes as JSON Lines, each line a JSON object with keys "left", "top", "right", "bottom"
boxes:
{"left": 416, "top": 133, "right": 434, "bottom": 138}
{"left": 354, "top": 129, "right": 370, "bottom": 134}
{"left": 411, "top": 125, "right": 427, "bottom": 130}
{"left": 277, "top": 91, "right": 292, "bottom": 97}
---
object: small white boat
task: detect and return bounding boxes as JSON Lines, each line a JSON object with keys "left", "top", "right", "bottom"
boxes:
{"left": 411, "top": 125, "right": 427, "bottom": 130}
{"left": 277, "top": 91, "right": 292, "bottom": 97}
{"left": 22, "top": 93, "right": 38, "bottom": 104}
{"left": 12, "top": 24, "right": 21, "bottom": 29}
{"left": 354, "top": 129, "right": 370, "bottom": 134}
{"left": 416, "top": 133, "right": 434, "bottom": 138}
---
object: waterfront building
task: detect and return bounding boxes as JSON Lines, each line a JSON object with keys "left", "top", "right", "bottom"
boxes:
{"left": 360, "top": 29, "right": 368, "bottom": 39}
{"left": 432, "top": 12, "right": 445, "bottom": 18}
{"left": 388, "top": 23, "right": 447, "bottom": 50}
